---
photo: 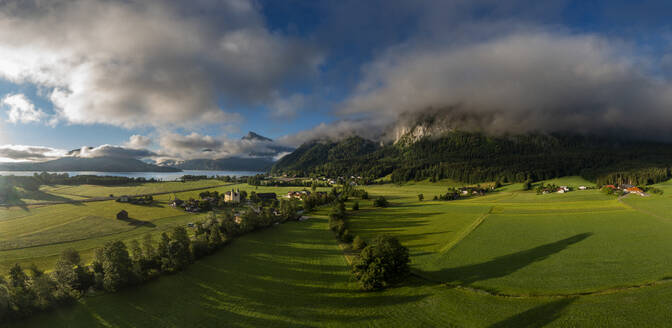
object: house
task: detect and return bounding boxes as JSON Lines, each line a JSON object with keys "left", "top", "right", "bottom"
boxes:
{"left": 287, "top": 190, "right": 311, "bottom": 199}
{"left": 116, "top": 210, "right": 128, "bottom": 220}
{"left": 625, "top": 187, "right": 645, "bottom": 196}
{"left": 117, "top": 195, "right": 130, "bottom": 203}
{"left": 224, "top": 189, "right": 241, "bottom": 203}
{"left": 578, "top": 186, "right": 587, "bottom": 190}
{"left": 603, "top": 185, "right": 616, "bottom": 190}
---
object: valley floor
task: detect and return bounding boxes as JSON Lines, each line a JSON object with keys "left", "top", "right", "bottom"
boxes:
{"left": 6, "top": 176, "right": 672, "bottom": 327}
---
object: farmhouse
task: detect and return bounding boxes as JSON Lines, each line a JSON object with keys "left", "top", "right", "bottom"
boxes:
{"left": 625, "top": 187, "right": 645, "bottom": 196}
{"left": 117, "top": 195, "right": 130, "bottom": 202}
{"left": 116, "top": 210, "right": 128, "bottom": 220}
{"left": 287, "top": 190, "right": 311, "bottom": 199}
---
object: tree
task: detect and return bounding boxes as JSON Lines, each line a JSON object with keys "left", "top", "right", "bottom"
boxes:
{"left": 352, "top": 201, "right": 359, "bottom": 211}
{"left": 142, "top": 233, "right": 157, "bottom": 262}
{"left": 208, "top": 226, "right": 223, "bottom": 249}
{"left": 52, "top": 248, "right": 89, "bottom": 295}
{"left": 417, "top": 193, "right": 424, "bottom": 201}
{"left": 158, "top": 232, "right": 171, "bottom": 260}
{"left": 522, "top": 179, "right": 533, "bottom": 191}
{"left": 129, "top": 240, "right": 143, "bottom": 262}
{"left": 161, "top": 227, "right": 192, "bottom": 272}
{"left": 99, "top": 241, "right": 133, "bottom": 292}
{"left": 352, "top": 235, "right": 410, "bottom": 291}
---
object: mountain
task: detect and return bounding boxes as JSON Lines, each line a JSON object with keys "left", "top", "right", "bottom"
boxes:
{"left": 0, "top": 157, "right": 181, "bottom": 172}
{"left": 241, "top": 131, "right": 294, "bottom": 157}
{"left": 174, "top": 157, "right": 274, "bottom": 172}
{"left": 272, "top": 131, "right": 672, "bottom": 186}
{"left": 242, "top": 131, "right": 273, "bottom": 142}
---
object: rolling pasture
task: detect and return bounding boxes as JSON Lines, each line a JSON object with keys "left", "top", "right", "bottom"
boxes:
{"left": 6, "top": 176, "right": 672, "bottom": 326}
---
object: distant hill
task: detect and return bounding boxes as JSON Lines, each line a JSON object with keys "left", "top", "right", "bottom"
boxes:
{"left": 272, "top": 131, "right": 672, "bottom": 186}
{"left": 174, "top": 157, "right": 274, "bottom": 172}
{"left": 0, "top": 157, "right": 181, "bottom": 172}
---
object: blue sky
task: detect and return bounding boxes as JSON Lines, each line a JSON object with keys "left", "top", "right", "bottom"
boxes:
{"left": 2, "top": 0, "right": 672, "bottom": 162}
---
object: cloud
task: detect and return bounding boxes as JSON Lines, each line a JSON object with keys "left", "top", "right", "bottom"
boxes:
{"left": 2, "top": 93, "right": 47, "bottom": 124}
{"left": 340, "top": 31, "right": 672, "bottom": 139}
{"left": 77, "top": 145, "right": 157, "bottom": 159}
{"left": 124, "top": 135, "right": 153, "bottom": 149}
{"left": 159, "top": 131, "right": 292, "bottom": 160}
{"left": 0, "top": 0, "right": 322, "bottom": 129}
{"left": 0, "top": 145, "right": 66, "bottom": 162}
{"left": 277, "top": 119, "right": 389, "bottom": 146}
{"left": 268, "top": 93, "right": 306, "bottom": 118}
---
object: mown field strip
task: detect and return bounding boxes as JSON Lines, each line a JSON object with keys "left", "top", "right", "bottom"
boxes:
{"left": 438, "top": 210, "right": 490, "bottom": 254}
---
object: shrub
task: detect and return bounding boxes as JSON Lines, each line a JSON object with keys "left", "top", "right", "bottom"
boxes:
{"left": 352, "top": 202, "right": 359, "bottom": 211}
{"left": 352, "top": 236, "right": 367, "bottom": 251}
{"left": 373, "top": 196, "right": 389, "bottom": 207}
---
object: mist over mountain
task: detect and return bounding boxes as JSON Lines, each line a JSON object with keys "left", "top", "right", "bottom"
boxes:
{"left": 157, "top": 132, "right": 292, "bottom": 171}
{"left": 0, "top": 157, "right": 180, "bottom": 172}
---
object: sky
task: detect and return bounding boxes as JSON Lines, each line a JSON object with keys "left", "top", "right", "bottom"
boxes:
{"left": 2, "top": 0, "right": 672, "bottom": 163}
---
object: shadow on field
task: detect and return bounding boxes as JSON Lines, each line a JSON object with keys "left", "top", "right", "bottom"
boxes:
{"left": 424, "top": 233, "right": 593, "bottom": 285}
{"left": 488, "top": 298, "right": 576, "bottom": 328}
{"left": 119, "top": 216, "right": 156, "bottom": 227}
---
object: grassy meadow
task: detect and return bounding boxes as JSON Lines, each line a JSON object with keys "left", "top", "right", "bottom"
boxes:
{"left": 5, "top": 176, "right": 672, "bottom": 326}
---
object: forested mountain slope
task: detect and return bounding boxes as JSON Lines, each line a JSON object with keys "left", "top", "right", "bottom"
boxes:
{"left": 272, "top": 132, "right": 672, "bottom": 185}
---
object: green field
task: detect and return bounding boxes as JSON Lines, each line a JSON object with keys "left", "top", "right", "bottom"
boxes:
{"left": 6, "top": 176, "right": 672, "bottom": 326}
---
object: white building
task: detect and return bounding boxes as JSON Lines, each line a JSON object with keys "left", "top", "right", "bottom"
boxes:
{"left": 225, "top": 189, "right": 241, "bottom": 203}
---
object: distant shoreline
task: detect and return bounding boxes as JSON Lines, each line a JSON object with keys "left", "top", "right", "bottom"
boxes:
{"left": 0, "top": 170, "right": 264, "bottom": 180}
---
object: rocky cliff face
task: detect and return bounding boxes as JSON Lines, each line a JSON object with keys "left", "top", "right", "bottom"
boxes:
{"left": 391, "top": 115, "right": 455, "bottom": 146}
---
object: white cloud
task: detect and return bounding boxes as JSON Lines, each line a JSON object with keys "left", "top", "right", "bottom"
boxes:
{"left": 2, "top": 93, "right": 47, "bottom": 124}
{"left": 77, "top": 145, "right": 156, "bottom": 159}
{"left": 277, "top": 119, "right": 389, "bottom": 147}
{"left": 124, "top": 135, "right": 153, "bottom": 149}
{"left": 0, "top": 145, "right": 66, "bottom": 162}
{"left": 268, "top": 93, "right": 306, "bottom": 118}
{"left": 340, "top": 31, "right": 672, "bottom": 138}
{"left": 0, "top": 0, "right": 322, "bottom": 129}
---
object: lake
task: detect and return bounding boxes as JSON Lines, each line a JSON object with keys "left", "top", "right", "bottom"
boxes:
{"left": 0, "top": 170, "right": 263, "bottom": 181}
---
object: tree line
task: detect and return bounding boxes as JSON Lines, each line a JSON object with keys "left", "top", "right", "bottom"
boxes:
{"left": 0, "top": 199, "right": 302, "bottom": 324}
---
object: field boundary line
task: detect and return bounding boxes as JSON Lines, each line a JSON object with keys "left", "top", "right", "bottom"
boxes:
{"left": 438, "top": 209, "right": 491, "bottom": 254}
{"left": 618, "top": 195, "right": 670, "bottom": 221}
